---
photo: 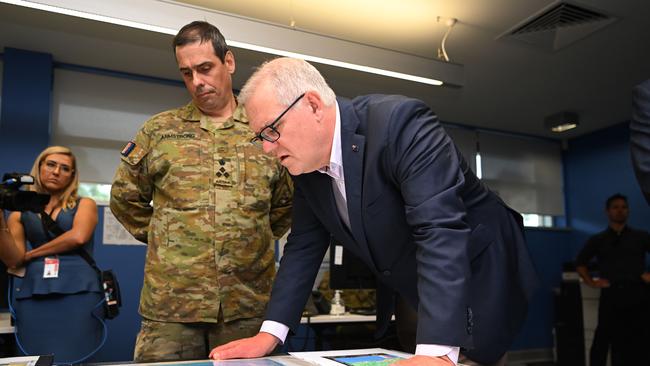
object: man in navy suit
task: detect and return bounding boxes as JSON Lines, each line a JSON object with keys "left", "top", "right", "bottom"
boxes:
{"left": 631, "top": 79, "right": 650, "bottom": 204}
{"left": 210, "top": 58, "right": 538, "bottom": 366}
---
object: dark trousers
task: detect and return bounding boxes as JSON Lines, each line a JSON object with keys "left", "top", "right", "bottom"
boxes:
{"left": 395, "top": 295, "right": 417, "bottom": 353}
{"left": 590, "top": 284, "right": 649, "bottom": 366}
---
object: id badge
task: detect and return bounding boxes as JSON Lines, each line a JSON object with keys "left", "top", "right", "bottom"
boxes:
{"left": 43, "top": 257, "right": 59, "bottom": 278}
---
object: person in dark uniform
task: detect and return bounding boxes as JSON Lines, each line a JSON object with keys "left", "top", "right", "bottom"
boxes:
{"left": 575, "top": 193, "right": 650, "bottom": 366}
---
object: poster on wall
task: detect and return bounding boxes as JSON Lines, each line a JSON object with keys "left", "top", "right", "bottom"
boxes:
{"left": 102, "top": 206, "right": 145, "bottom": 245}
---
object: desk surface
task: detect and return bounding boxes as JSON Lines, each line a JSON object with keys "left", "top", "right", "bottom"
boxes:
{"left": 0, "top": 312, "right": 14, "bottom": 334}
{"left": 300, "top": 313, "right": 396, "bottom": 324}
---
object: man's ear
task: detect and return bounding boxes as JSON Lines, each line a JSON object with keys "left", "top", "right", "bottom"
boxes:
{"left": 304, "top": 91, "right": 324, "bottom": 121}
{"left": 224, "top": 50, "right": 236, "bottom": 74}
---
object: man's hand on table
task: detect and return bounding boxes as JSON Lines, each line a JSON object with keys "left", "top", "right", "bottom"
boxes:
{"left": 209, "top": 332, "right": 279, "bottom": 360}
{"left": 394, "top": 355, "right": 455, "bottom": 366}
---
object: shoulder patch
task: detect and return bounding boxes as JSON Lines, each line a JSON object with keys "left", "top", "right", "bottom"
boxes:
{"left": 121, "top": 141, "right": 137, "bottom": 157}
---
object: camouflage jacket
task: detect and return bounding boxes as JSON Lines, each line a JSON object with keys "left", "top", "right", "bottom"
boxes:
{"left": 110, "top": 102, "right": 293, "bottom": 323}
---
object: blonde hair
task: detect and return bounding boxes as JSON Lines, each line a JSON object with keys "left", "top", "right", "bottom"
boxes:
{"left": 239, "top": 57, "right": 336, "bottom": 107}
{"left": 29, "top": 146, "right": 80, "bottom": 211}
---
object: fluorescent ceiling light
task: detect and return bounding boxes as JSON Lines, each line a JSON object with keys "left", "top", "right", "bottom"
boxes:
{"left": 226, "top": 41, "right": 443, "bottom": 86}
{"left": 544, "top": 111, "right": 579, "bottom": 133}
{"left": 2, "top": 0, "right": 444, "bottom": 86}
{"left": 550, "top": 123, "right": 578, "bottom": 133}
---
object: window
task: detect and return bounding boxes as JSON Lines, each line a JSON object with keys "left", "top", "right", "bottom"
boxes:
{"left": 51, "top": 68, "right": 187, "bottom": 184}
{"left": 522, "top": 213, "right": 555, "bottom": 228}
{"left": 445, "top": 124, "right": 565, "bottom": 228}
{"left": 78, "top": 182, "right": 111, "bottom": 205}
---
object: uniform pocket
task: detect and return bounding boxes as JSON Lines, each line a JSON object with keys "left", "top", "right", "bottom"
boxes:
{"left": 236, "top": 143, "right": 273, "bottom": 211}
{"left": 152, "top": 139, "right": 208, "bottom": 208}
{"left": 156, "top": 208, "right": 215, "bottom": 268}
{"left": 163, "top": 208, "right": 213, "bottom": 246}
{"left": 154, "top": 139, "right": 202, "bottom": 166}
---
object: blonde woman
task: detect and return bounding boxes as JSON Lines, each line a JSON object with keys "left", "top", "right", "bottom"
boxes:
{"left": 0, "top": 146, "right": 103, "bottom": 363}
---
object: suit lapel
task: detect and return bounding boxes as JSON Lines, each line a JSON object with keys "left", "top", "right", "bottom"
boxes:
{"left": 305, "top": 172, "right": 347, "bottom": 232}
{"left": 337, "top": 98, "right": 374, "bottom": 269}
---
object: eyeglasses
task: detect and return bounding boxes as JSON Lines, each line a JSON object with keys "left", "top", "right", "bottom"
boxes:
{"left": 250, "top": 93, "right": 305, "bottom": 148}
{"left": 42, "top": 160, "right": 74, "bottom": 175}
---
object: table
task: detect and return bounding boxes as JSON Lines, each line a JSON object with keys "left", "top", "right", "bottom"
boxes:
{"left": 0, "top": 312, "right": 14, "bottom": 334}
{"left": 300, "top": 313, "right": 378, "bottom": 324}
{"left": 98, "top": 355, "right": 313, "bottom": 366}
{"left": 98, "top": 349, "right": 411, "bottom": 366}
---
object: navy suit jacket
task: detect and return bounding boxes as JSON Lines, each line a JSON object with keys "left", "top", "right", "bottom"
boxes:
{"left": 631, "top": 79, "right": 650, "bottom": 204}
{"left": 265, "top": 95, "right": 538, "bottom": 364}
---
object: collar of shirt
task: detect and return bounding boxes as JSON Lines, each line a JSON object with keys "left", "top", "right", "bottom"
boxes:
{"left": 177, "top": 101, "right": 247, "bottom": 131}
{"left": 318, "top": 101, "right": 344, "bottom": 180}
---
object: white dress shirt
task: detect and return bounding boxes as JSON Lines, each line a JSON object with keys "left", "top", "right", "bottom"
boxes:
{"left": 260, "top": 102, "right": 459, "bottom": 364}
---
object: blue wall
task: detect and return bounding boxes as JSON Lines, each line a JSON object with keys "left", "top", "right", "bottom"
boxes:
{"left": 0, "top": 48, "right": 52, "bottom": 175}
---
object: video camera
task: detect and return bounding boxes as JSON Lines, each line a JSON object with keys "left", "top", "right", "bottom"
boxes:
{"left": 0, "top": 173, "right": 50, "bottom": 212}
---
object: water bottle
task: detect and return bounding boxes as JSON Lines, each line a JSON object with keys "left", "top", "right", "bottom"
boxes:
{"left": 330, "top": 290, "right": 346, "bottom": 315}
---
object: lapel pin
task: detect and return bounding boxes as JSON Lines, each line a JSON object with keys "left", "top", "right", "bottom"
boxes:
{"left": 351, "top": 144, "right": 359, "bottom": 152}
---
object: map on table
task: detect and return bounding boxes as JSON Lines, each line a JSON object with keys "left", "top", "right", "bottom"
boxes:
{"left": 324, "top": 353, "right": 403, "bottom": 366}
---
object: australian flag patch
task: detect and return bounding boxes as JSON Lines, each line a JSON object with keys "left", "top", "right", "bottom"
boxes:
{"left": 121, "top": 141, "right": 136, "bottom": 157}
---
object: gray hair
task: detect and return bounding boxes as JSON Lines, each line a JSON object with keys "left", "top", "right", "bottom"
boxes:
{"left": 239, "top": 57, "right": 336, "bottom": 107}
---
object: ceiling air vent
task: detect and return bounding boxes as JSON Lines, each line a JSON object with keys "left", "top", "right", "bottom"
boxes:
{"left": 498, "top": 1, "right": 617, "bottom": 52}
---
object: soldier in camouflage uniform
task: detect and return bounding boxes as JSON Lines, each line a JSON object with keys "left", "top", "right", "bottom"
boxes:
{"left": 109, "top": 21, "right": 293, "bottom": 362}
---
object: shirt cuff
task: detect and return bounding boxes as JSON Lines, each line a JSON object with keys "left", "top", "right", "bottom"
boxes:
{"left": 415, "top": 344, "right": 460, "bottom": 365}
{"left": 260, "top": 320, "right": 290, "bottom": 344}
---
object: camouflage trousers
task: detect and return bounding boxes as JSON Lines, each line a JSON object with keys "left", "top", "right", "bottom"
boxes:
{"left": 134, "top": 316, "right": 263, "bottom": 362}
